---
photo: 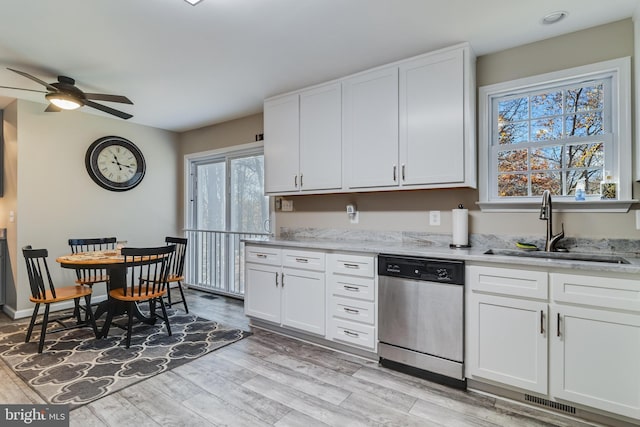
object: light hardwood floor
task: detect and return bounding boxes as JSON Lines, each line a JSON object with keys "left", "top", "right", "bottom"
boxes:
{"left": 0, "top": 290, "right": 605, "bottom": 426}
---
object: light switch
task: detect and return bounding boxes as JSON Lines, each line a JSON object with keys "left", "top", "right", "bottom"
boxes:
{"left": 9, "top": 211, "right": 14, "bottom": 223}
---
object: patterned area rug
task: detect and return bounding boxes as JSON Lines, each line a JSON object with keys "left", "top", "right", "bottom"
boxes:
{"left": 0, "top": 309, "right": 250, "bottom": 408}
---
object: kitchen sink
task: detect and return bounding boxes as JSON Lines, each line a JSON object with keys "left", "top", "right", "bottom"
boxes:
{"left": 484, "top": 248, "right": 630, "bottom": 264}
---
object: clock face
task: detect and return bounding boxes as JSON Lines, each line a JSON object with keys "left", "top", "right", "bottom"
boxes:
{"left": 85, "top": 136, "right": 146, "bottom": 191}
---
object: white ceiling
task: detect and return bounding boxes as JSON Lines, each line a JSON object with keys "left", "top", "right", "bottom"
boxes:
{"left": 0, "top": 0, "right": 638, "bottom": 132}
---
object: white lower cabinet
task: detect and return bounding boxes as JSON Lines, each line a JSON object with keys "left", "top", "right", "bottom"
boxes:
{"left": 467, "top": 265, "right": 640, "bottom": 422}
{"left": 326, "top": 253, "right": 377, "bottom": 352}
{"left": 245, "top": 245, "right": 325, "bottom": 336}
{"left": 281, "top": 267, "right": 325, "bottom": 335}
{"left": 549, "top": 272, "right": 640, "bottom": 420}
{"left": 245, "top": 246, "right": 378, "bottom": 353}
{"left": 467, "top": 292, "right": 548, "bottom": 394}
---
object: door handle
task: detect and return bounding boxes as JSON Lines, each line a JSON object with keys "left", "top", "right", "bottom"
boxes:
{"left": 557, "top": 313, "right": 561, "bottom": 337}
{"left": 275, "top": 273, "right": 278, "bottom": 287}
{"left": 402, "top": 164, "right": 405, "bottom": 181}
{"left": 540, "top": 310, "right": 544, "bottom": 334}
{"left": 393, "top": 165, "right": 397, "bottom": 181}
{"left": 294, "top": 175, "right": 298, "bottom": 188}
{"left": 281, "top": 272, "right": 285, "bottom": 287}
{"left": 300, "top": 173, "right": 303, "bottom": 188}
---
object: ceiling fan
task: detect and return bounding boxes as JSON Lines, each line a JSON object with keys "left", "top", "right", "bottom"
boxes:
{"left": 0, "top": 68, "right": 133, "bottom": 120}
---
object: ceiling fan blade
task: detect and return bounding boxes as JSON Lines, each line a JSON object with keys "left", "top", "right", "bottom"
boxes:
{"left": 45, "top": 104, "right": 62, "bottom": 112}
{"left": 85, "top": 100, "right": 133, "bottom": 120}
{"left": 84, "top": 93, "right": 133, "bottom": 104}
{"left": 0, "top": 85, "right": 47, "bottom": 93}
{"left": 7, "top": 68, "right": 58, "bottom": 92}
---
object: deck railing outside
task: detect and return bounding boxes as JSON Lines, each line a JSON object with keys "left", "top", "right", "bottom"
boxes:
{"left": 183, "top": 229, "right": 270, "bottom": 298}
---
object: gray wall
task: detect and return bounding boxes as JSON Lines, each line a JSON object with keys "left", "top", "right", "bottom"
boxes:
{"left": 2, "top": 99, "right": 179, "bottom": 317}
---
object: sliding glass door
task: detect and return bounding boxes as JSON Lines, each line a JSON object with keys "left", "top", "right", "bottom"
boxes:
{"left": 187, "top": 146, "right": 270, "bottom": 297}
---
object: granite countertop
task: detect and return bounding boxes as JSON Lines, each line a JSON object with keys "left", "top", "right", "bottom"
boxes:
{"left": 245, "top": 236, "right": 640, "bottom": 275}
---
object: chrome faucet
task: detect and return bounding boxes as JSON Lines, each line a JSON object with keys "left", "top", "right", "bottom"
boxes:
{"left": 539, "top": 190, "right": 564, "bottom": 252}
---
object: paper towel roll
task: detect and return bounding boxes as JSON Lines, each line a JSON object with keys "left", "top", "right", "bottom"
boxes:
{"left": 452, "top": 208, "right": 469, "bottom": 246}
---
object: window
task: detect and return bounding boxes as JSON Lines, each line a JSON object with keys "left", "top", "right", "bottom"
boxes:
{"left": 478, "top": 57, "right": 632, "bottom": 211}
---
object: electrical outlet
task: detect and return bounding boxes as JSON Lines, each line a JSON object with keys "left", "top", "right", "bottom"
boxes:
{"left": 281, "top": 199, "right": 294, "bottom": 212}
{"left": 350, "top": 211, "right": 359, "bottom": 224}
{"left": 429, "top": 210, "right": 441, "bottom": 226}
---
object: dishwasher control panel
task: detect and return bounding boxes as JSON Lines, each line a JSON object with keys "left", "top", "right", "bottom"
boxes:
{"left": 378, "top": 254, "right": 464, "bottom": 285}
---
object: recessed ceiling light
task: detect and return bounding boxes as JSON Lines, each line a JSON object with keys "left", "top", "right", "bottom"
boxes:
{"left": 542, "top": 11, "right": 568, "bottom": 25}
{"left": 184, "top": 0, "right": 204, "bottom": 5}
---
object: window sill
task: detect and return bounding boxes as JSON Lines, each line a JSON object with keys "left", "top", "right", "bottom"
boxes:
{"left": 477, "top": 199, "right": 637, "bottom": 213}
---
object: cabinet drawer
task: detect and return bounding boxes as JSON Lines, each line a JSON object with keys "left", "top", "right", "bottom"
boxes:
{"left": 282, "top": 249, "right": 325, "bottom": 271}
{"left": 551, "top": 273, "right": 640, "bottom": 312}
{"left": 245, "top": 246, "right": 281, "bottom": 266}
{"left": 468, "top": 265, "right": 548, "bottom": 299}
{"left": 330, "top": 318, "right": 376, "bottom": 350}
{"left": 328, "top": 253, "right": 375, "bottom": 277}
{"left": 330, "top": 296, "right": 375, "bottom": 325}
{"left": 329, "top": 275, "right": 375, "bottom": 302}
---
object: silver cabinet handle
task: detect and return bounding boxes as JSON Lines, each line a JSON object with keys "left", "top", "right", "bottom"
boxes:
{"left": 300, "top": 173, "right": 303, "bottom": 188}
{"left": 540, "top": 310, "right": 544, "bottom": 334}
{"left": 344, "top": 307, "right": 360, "bottom": 315}
{"left": 256, "top": 253, "right": 267, "bottom": 259}
{"left": 281, "top": 272, "right": 285, "bottom": 287}
{"left": 343, "top": 263, "right": 359, "bottom": 269}
{"left": 557, "top": 313, "right": 561, "bottom": 337}
{"left": 344, "top": 330, "right": 359, "bottom": 338}
{"left": 295, "top": 258, "right": 309, "bottom": 263}
{"left": 343, "top": 285, "right": 359, "bottom": 292}
{"left": 402, "top": 164, "right": 405, "bottom": 181}
{"left": 294, "top": 175, "right": 298, "bottom": 188}
{"left": 275, "top": 273, "right": 278, "bottom": 287}
{"left": 393, "top": 165, "right": 397, "bottom": 181}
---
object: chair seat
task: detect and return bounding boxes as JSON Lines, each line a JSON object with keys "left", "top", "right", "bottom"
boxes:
{"left": 109, "top": 287, "right": 167, "bottom": 302}
{"left": 166, "top": 274, "right": 184, "bottom": 283}
{"left": 75, "top": 275, "right": 110, "bottom": 285}
{"left": 29, "top": 285, "right": 93, "bottom": 304}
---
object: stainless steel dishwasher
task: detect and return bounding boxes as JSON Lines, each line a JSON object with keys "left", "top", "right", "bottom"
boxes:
{"left": 378, "top": 254, "right": 465, "bottom": 388}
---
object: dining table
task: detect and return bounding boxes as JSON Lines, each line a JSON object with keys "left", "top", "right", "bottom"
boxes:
{"left": 56, "top": 250, "right": 159, "bottom": 336}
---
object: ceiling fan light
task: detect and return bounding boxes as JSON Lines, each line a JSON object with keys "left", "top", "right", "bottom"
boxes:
{"left": 46, "top": 93, "right": 83, "bottom": 110}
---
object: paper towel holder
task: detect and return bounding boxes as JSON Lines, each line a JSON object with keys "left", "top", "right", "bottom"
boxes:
{"left": 450, "top": 203, "right": 471, "bottom": 249}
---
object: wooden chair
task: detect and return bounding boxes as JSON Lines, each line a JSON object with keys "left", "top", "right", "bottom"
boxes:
{"left": 68, "top": 237, "right": 117, "bottom": 287}
{"left": 103, "top": 245, "right": 176, "bottom": 348}
{"left": 164, "top": 236, "right": 188, "bottom": 313}
{"left": 22, "top": 246, "right": 99, "bottom": 353}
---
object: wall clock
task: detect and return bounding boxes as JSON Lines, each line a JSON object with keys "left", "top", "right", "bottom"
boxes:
{"left": 85, "top": 136, "right": 146, "bottom": 191}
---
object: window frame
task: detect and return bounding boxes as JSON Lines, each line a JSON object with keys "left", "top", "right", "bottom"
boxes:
{"left": 478, "top": 57, "right": 633, "bottom": 212}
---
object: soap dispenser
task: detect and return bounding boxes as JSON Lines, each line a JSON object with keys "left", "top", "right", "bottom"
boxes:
{"left": 575, "top": 178, "right": 586, "bottom": 201}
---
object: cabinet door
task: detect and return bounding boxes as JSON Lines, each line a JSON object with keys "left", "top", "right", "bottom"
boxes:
{"left": 264, "top": 94, "right": 300, "bottom": 193}
{"left": 399, "top": 48, "right": 464, "bottom": 186}
{"left": 245, "top": 263, "right": 281, "bottom": 324}
{"left": 299, "top": 83, "right": 342, "bottom": 191}
{"left": 281, "top": 268, "right": 325, "bottom": 336}
{"left": 467, "top": 293, "right": 548, "bottom": 394}
{"left": 343, "top": 67, "right": 399, "bottom": 189}
{"left": 550, "top": 305, "right": 640, "bottom": 420}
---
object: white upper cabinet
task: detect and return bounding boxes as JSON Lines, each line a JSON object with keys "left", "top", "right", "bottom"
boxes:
{"left": 343, "top": 66, "right": 399, "bottom": 189}
{"left": 299, "top": 83, "right": 342, "bottom": 191}
{"left": 400, "top": 46, "right": 474, "bottom": 187}
{"left": 264, "top": 94, "right": 300, "bottom": 193}
{"left": 263, "top": 42, "right": 476, "bottom": 195}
